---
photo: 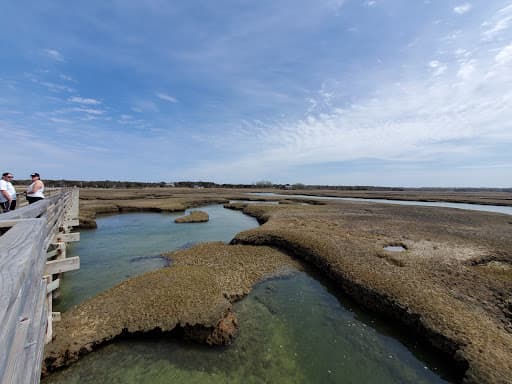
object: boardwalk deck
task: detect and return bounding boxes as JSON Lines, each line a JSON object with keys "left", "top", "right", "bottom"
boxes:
{"left": 0, "top": 188, "right": 80, "bottom": 384}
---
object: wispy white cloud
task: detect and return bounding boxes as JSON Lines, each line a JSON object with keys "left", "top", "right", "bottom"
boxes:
{"left": 453, "top": 3, "right": 472, "bottom": 15}
{"left": 495, "top": 43, "right": 512, "bottom": 65}
{"left": 59, "top": 74, "right": 74, "bottom": 81}
{"left": 42, "top": 49, "right": 65, "bottom": 62}
{"left": 156, "top": 92, "right": 178, "bottom": 103}
{"left": 184, "top": 8, "right": 512, "bottom": 182}
{"left": 69, "top": 96, "right": 102, "bottom": 105}
{"left": 71, "top": 107, "right": 105, "bottom": 116}
{"left": 428, "top": 60, "right": 447, "bottom": 76}
{"left": 132, "top": 100, "right": 159, "bottom": 113}
{"left": 25, "top": 73, "right": 75, "bottom": 93}
{"left": 326, "top": 0, "right": 346, "bottom": 11}
{"left": 456, "top": 60, "right": 476, "bottom": 80}
{"left": 49, "top": 117, "right": 73, "bottom": 124}
{"left": 481, "top": 4, "right": 512, "bottom": 41}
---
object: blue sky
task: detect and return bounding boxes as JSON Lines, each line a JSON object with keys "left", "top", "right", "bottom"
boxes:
{"left": 1, "top": 0, "right": 511, "bottom": 186}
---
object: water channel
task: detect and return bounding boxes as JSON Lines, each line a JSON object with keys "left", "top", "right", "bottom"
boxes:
{"left": 46, "top": 204, "right": 455, "bottom": 383}
{"left": 55, "top": 205, "right": 259, "bottom": 311}
{"left": 247, "top": 192, "right": 512, "bottom": 215}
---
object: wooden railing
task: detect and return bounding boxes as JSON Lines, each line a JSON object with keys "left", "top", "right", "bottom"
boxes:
{"left": 0, "top": 188, "right": 80, "bottom": 384}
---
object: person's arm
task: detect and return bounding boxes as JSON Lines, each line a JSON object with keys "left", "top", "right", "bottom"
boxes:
{"left": 1, "top": 189, "right": 11, "bottom": 202}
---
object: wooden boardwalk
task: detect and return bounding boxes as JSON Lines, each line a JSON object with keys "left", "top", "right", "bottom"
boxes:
{"left": 0, "top": 189, "right": 80, "bottom": 384}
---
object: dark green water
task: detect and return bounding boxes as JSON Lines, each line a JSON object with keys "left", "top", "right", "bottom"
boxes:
{"left": 47, "top": 206, "right": 454, "bottom": 383}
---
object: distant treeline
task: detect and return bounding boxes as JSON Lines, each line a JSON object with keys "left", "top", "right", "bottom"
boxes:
{"left": 12, "top": 179, "right": 512, "bottom": 192}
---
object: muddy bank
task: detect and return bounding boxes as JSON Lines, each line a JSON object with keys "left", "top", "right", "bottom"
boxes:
{"left": 175, "top": 210, "right": 209, "bottom": 223}
{"left": 43, "top": 243, "right": 302, "bottom": 375}
{"left": 229, "top": 201, "right": 512, "bottom": 384}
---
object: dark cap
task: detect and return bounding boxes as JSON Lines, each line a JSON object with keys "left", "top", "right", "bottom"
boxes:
{"left": 30, "top": 172, "right": 40, "bottom": 177}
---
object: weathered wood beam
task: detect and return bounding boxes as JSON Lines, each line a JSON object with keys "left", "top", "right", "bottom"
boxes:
{"left": 0, "top": 195, "right": 59, "bottom": 220}
{"left": 46, "top": 278, "right": 60, "bottom": 293}
{"left": 46, "top": 242, "right": 65, "bottom": 260}
{"left": 54, "top": 232, "right": 80, "bottom": 243}
{"left": 44, "top": 256, "right": 80, "bottom": 275}
{"left": 46, "top": 248, "right": 59, "bottom": 259}
{"left": 64, "top": 219, "right": 80, "bottom": 227}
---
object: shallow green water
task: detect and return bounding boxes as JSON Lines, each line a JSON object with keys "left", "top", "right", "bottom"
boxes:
{"left": 48, "top": 207, "right": 455, "bottom": 383}
{"left": 44, "top": 273, "right": 452, "bottom": 384}
{"left": 55, "top": 205, "right": 259, "bottom": 311}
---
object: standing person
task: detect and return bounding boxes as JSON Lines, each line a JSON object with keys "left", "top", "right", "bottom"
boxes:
{"left": 26, "top": 172, "right": 45, "bottom": 204}
{"left": 0, "top": 172, "right": 16, "bottom": 212}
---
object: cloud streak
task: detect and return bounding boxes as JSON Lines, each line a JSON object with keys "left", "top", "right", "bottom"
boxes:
{"left": 42, "top": 49, "right": 65, "bottom": 62}
{"left": 69, "top": 96, "right": 102, "bottom": 105}
{"left": 156, "top": 92, "right": 178, "bottom": 103}
{"left": 453, "top": 3, "right": 472, "bottom": 15}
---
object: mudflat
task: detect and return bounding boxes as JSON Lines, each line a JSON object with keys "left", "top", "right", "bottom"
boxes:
{"left": 46, "top": 188, "right": 511, "bottom": 383}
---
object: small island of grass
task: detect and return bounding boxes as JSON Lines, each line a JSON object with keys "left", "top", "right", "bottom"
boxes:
{"left": 175, "top": 210, "right": 209, "bottom": 223}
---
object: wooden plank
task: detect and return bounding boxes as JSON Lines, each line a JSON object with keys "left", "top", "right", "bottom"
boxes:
{"left": 64, "top": 219, "right": 80, "bottom": 227}
{"left": 23, "top": 278, "right": 48, "bottom": 383}
{"left": 44, "top": 256, "right": 80, "bottom": 275}
{"left": 68, "top": 188, "right": 79, "bottom": 220}
{"left": 0, "top": 220, "right": 45, "bottom": 328}
{"left": 2, "top": 315, "right": 31, "bottom": 384}
{"left": 44, "top": 201, "right": 67, "bottom": 236}
{"left": 46, "top": 242, "right": 65, "bottom": 260}
{"left": 45, "top": 276, "right": 53, "bottom": 344}
{"left": 54, "top": 232, "right": 80, "bottom": 243}
{"left": 0, "top": 223, "right": 45, "bottom": 375}
{"left": 46, "top": 278, "right": 60, "bottom": 293}
{"left": 2, "top": 275, "right": 46, "bottom": 384}
{"left": 0, "top": 285, "right": 26, "bottom": 378}
{"left": 0, "top": 221, "right": 19, "bottom": 228}
{"left": 46, "top": 248, "right": 59, "bottom": 259}
{"left": 0, "top": 218, "right": 44, "bottom": 228}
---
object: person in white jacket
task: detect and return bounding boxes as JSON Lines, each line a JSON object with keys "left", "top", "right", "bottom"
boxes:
{"left": 0, "top": 172, "right": 16, "bottom": 212}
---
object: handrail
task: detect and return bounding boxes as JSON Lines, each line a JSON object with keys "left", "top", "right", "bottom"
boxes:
{"left": 0, "top": 188, "right": 80, "bottom": 384}
{"left": 1, "top": 194, "right": 62, "bottom": 221}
